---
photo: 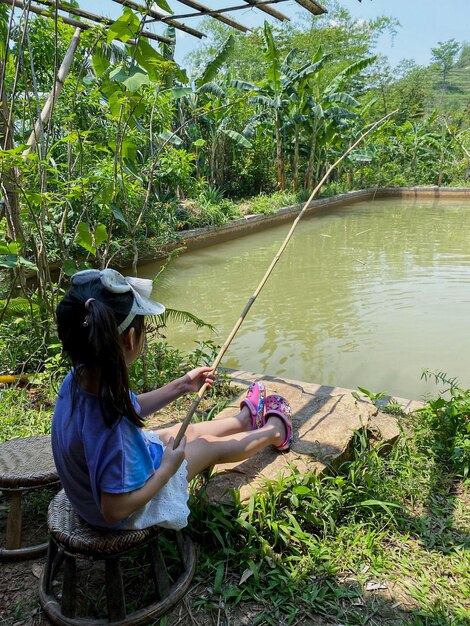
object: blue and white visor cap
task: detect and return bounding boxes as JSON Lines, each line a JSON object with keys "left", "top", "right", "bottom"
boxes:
{"left": 71, "top": 268, "right": 165, "bottom": 333}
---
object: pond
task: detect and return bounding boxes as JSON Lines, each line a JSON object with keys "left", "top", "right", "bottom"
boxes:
{"left": 139, "top": 197, "right": 470, "bottom": 400}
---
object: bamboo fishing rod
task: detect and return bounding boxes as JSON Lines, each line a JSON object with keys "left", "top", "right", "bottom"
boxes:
{"left": 173, "top": 109, "right": 398, "bottom": 448}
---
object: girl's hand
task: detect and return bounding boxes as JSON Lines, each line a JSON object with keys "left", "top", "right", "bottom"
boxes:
{"left": 160, "top": 436, "right": 186, "bottom": 477}
{"left": 182, "top": 367, "right": 217, "bottom": 394}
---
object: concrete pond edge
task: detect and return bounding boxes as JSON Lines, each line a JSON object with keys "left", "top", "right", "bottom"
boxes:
{"left": 138, "top": 186, "right": 470, "bottom": 264}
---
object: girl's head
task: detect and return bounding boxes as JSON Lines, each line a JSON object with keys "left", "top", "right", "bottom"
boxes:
{"left": 56, "top": 269, "right": 165, "bottom": 427}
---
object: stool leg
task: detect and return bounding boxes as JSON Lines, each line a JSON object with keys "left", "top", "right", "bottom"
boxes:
{"left": 5, "top": 490, "right": 22, "bottom": 550}
{"left": 175, "top": 531, "right": 187, "bottom": 568}
{"left": 105, "top": 557, "right": 126, "bottom": 622}
{"left": 149, "top": 538, "right": 170, "bottom": 599}
{"left": 44, "top": 538, "right": 59, "bottom": 594}
{"left": 62, "top": 554, "right": 77, "bottom": 617}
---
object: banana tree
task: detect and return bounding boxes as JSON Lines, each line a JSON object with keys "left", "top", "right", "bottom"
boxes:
{"left": 280, "top": 48, "right": 329, "bottom": 190}
{"left": 301, "top": 56, "right": 376, "bottom": 190}
{"left": 246, "top": 23, "right": 329, "bottom": 190}
{"left": 176, "top": 35, "right": 254, "bottom": 186}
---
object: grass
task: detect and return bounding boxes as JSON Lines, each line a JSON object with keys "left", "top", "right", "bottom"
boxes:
{"left": 177, "top": 188, "right": 312, "bottom": 231}
{"left": 0, "top": 386, "right": 54, "bottom": 443}
{"left": 185, "top": 404, "right": 469, "bottom": 626}
{"left": 0, "top": 365, "right": 469, "bottom": 625}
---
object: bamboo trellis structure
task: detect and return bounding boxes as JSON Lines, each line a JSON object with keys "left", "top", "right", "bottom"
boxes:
{"left": 0, "top": 0, "right": 326, "bottom": 229}
{"left": 0, "top": 0, "right": 327, "bottom": 43}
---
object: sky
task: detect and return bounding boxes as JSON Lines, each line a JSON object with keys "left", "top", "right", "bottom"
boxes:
{"left": 78, "top": 0, "right": 470, "bottom": 69}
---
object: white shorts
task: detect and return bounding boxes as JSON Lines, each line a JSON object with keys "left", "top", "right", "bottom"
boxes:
{"left": 121, "top": 432, "right": 190, "bottom": 531}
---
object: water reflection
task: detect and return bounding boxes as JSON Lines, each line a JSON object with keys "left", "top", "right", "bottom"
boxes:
{"left": 139, "top": 198, "right": 470, "bottom": 400}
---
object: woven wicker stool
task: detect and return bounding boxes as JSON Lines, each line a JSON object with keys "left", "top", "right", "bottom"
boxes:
{"left": 39, "top": 490, "right": 197, "bottom": 625}
{"left": 0, "top": 436, "right": 59, "bottom": 559}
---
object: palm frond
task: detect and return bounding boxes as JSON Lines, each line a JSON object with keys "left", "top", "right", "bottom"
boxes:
{"left": 0, "top": 298, "right": 37, "bottom": 320}
{"left": 154, "top": 309, "right": 215, "bottom": 331}
{"left": 196, "top": 35, "right": 235, "bottom": 89}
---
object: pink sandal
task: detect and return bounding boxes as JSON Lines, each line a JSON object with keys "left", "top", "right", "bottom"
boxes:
{"left": 265, "top": 394, "right": 292, "bottom": 451}
{"left": 240, "top": 382, "right": 266, "bottom": 430}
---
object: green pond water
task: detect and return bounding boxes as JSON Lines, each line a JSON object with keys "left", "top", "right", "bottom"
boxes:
{"left": 139, "top": 197, "right": 470, "bottom": 401}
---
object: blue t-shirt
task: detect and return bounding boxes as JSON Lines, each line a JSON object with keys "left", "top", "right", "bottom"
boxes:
{"left": 51, "top": 371, "right": 163, "bottom": 529}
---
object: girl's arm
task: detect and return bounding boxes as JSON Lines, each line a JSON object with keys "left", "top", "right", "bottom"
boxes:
{"left": 136, "top": 366, "right": 215, "bottom": 417}
{"left": 101, "top": 436, "right": 186, "bottom": 524}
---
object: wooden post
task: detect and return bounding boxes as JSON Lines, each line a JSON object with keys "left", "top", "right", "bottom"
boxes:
{"left": 5, "top": 491, "right": 22, "bottom": 550}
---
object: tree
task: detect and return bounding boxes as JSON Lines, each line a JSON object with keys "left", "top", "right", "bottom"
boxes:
{"left": 431, "top": 39, "right": 461, "bottom": 83}
{"left": 454, "top": 43, "right": 470, "bottom": 69}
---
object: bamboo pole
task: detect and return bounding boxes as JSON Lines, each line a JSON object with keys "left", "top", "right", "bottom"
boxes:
{"left": 0, "top": 0, "right": 172, "bottom": 44}
{"left": 173, "top": 110, "right": 398, "bottom": 447}
{"left": 240, "top": 0, "right": 289, "bottom": 22}
{"left": 168, "top": 0, "right": 305, "bottom": 21}
{"left": 112, "top": 0, "right": 206, "bottom": 40}
{"left": 176, "top": 0, "right": 250, "bottom": 33}
{"left": 23, "top": 27, "right": 82, "bottom": 156}
{"left": 32, "top": 0, "right": 172, "bottom": 45}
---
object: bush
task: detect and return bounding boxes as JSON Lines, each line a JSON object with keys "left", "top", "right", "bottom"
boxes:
{"left": 129, "top": 339, "right": 233, "bottom": 400}
{"left": 416, "top": 371, "right": 470, "bottom": 479}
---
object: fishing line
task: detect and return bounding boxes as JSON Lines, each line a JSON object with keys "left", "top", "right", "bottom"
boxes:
{"left": 173, "top": 109, "right": 397, "bottom": 447}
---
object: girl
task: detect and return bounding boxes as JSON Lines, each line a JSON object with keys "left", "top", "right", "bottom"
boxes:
{"left": 52, "top": 268, "right": 292, "bottom": 531}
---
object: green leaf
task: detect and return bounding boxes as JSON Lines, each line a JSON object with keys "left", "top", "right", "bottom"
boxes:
{"left": 76, "top": 222, "right": 96, "bottom": 255}
{"left": 131, "top": 38, "right": 165, "bottom": 82}
{"left": 325, "top": 56, "right": 376, "bottom": 96}
{"left": 125, "top": 66, "right": 150, "bottom": 92}
{"left": 25, "top": 191, "right": 42, "bottom": 205}
{"left": 158, "top": 130, "right": 183, "bottom": 147}
{"left": 111, "top": 205, "right": 129, "bottom": 225}
{"left": 94, "top": 223, "right": 108, "bottom": 247}
{"left": 358, "top": 499, "right": 402, "bottom": 516}
{"left": 109, "top": 65, "right": 128, "bottom": 84}
{"left": 0, "top": 240, "right": 20, "bottom": 254}
{"left": 196, "top": 34, "right": 234, "bottom": 89}
{"left": 349, "top": 150, "right": 374, "bottom": 163}
{"left": 92, "top": 49, "right": 110, "bottom": 78}
{"left": 292, "top": 486, "right": 310, "bottom": 495}
{"left": 222, "top": 129, "right": 252, "bottom": 148}
{"left": 63, "top": 259, "right": 78, "bottom": 277}
{"left": 153, "top": 0, "right": 173, "bottom": 13}
{"left": 213, "top": 562, "right": 225, "bottom": 594}
{"left": 107, "top": 90, "right": 125, "bottom": 118}
{"left": 10, "top": 256, "right": 38, "bottom": 271}
{"left": 325, "top": 92, "right": 360, "bottom": 108}
{"left": 262, "top": 21, "right": 281, "bottom": 91}
{"left": 246, "top": 559, "right": 259, "bottom": 586}
{"left": 0, "top": 255, "right": 19, "bottom": 269}
{"left": 109, "top": 138, "right": 138, "bottom": 160}
{"left": 193, "top": 138, "right": 206, "bottom": 147}
{"left": 158, "top": 308, "right": 215, "bottom": 331}
{"left": 106, "top": 7, "right": 140, "bottom": 44}
{"left": 161, "top": 86, "right": 193, "bottom": 100}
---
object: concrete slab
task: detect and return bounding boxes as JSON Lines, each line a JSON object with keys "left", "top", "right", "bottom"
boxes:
{"left": 205, "top": 370, "right": 419, "bottom": 503}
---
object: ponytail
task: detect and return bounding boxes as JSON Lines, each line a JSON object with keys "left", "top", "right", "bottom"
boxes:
{"left": 56, "top": 279, "right": 145, "bottom": 428}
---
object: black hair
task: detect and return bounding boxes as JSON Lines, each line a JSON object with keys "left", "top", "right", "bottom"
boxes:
{"left": 56, "top": 277, "right": 145, "bottom": 428}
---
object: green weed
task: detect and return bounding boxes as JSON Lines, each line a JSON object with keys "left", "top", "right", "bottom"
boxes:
{"left": 189, "top": 393, "right": 469, "bottom": 624}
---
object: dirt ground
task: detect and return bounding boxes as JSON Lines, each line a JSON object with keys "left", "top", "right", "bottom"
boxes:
{"left": 0, "top": 555, "right": 326, "bottom": 626}
{"left": 0, "top": 545, "right": 422, "bottom": 626}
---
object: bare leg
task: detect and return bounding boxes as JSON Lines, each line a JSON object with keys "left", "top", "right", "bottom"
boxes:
{"left": 155, "top": 406, "right": 252, "bottom": 445}
{"left": 183, "top": 416, "right": 286, "bottom": 481}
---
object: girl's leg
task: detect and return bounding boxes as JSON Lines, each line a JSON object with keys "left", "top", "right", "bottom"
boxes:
{"left": 155, "top": 406, "right": 252, "bottom": 445}
{"left": 183, "top": 416, "right": 286, "bottom": 481}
